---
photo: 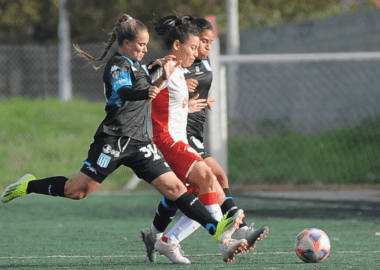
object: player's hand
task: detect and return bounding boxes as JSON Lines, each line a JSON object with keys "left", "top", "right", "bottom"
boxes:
{"left": 186, "top": 78, "right": 199, "bottom": 93}
{"left": 206, "top": 97, "right": 215, "bottom": 110}
{"left": 188, "top": 93, "right": 207, "bottom": 114}
{"left": 162, "top": 59, "right": 181, "bottom": 80}
{"left": 148, "top": 86, "right": 161, "bottom": 100}
{"left": 148, "top": 55, "right": 176, "bottom": 69}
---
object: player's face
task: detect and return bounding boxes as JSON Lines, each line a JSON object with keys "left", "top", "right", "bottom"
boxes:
{"left": 197, "top": 29, "right": 214, "bottom": 60}
{"left": 175, "top": 34, "right": 199, "bottom": 67}
{"left": 122, "top": 30, "right": 149, "bottom": 62}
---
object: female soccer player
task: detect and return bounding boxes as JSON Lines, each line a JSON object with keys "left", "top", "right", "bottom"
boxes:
{"left": 141, "top": 17, "right": 269, "bottom": 264}
{"left": 143, "top": 15, "right": 249, "bottom": 264}
{"left": 0, "top": 14, "right": 243, "bottom": 257}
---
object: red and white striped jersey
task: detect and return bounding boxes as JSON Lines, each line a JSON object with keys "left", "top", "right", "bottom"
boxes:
{"left": 150, "top": 62, "right": 189, "bottom": 146}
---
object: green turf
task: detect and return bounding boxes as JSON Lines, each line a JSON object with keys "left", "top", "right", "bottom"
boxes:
{"left": 1, "top": 98, "right": 380, "bottom": 190}
{"left": 1, "top": 190, "right": 379, "bottom": 269}
{"left": 0, "top": 98, "right": 134, "bottom": 191}
{"left": 228, "top": 126, "right": 380, "bottom": 185}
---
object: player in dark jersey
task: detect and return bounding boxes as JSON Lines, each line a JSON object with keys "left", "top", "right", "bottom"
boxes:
{"left": 140, "top": 17, "right": 269, "bottom": 264}
{"left": 1, "top": 14, "right": 245, "bottom": 256}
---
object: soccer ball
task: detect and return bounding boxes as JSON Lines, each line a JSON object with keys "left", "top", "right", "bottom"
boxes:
{"left": 294, "top": 227, "right": 331, "bottom": 263}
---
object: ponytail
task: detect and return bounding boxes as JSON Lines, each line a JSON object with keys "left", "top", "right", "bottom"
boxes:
{"left": 74, "top": 14, "right": 147, "bottom": 70}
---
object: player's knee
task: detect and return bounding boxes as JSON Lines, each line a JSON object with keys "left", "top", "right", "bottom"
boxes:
{"left": 203, "top": 168, "right": 218, "bottom": 190}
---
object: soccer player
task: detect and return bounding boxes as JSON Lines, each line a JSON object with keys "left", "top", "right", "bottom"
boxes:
{"left": 0, "top": 14, "right": 245, "bottom": 257}
{"left": 140, "top": 17, "right": 269, "bottom": 264}
{"left": 142, "top": 15, "right": 250, "bottom": 264}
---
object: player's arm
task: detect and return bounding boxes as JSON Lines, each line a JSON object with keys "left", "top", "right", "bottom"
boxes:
{"left": 109, "top": 65, "right": 150, "bottom": 101}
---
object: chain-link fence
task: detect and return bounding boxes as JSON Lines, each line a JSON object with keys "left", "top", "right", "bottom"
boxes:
{"left": 0, "top": 43, "right": 163, "bottom": 101}
{"left": 223, "top": 58, "right": 380, "bottom": 185}
{"left": 1, "top": 43, "right": 380, "bottom": 186}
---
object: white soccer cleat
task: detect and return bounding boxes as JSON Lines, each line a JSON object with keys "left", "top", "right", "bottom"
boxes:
{"left": 236, "top": 224, "right": 270, "bottom": 251}
{"left": 154, "top": 238, "right": 191, "bottom": 264}
{"left": 220, "top": 238, "right": 248, "bottom": 263}
{"left": 140, "top": 228, "right": 157, "bottom": 262}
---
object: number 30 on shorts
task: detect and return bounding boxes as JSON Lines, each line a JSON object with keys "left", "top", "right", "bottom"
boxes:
{"left": 139, "top": 144, "right": 161, "bottom": 161}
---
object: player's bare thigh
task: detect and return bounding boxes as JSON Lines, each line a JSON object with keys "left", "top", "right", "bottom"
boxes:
{"left": 151, "top": 171, "right": 188, "bottom": 201}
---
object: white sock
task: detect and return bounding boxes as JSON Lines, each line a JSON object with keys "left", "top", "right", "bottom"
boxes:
{"left": 165, "top": 215, "right": 201, "bottom": 244}
{"left": 205, "top": 204, "right": 223, "bottom": 222}
{"left": 150, "top": 224, "right": 163, "bottom": 241}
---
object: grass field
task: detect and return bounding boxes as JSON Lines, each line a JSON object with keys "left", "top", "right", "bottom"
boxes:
{"left": 1, "top": 98, "right": 380, "bottom": 190}
{"left": 1, "top": 190, "right": 380, "bottom": 269}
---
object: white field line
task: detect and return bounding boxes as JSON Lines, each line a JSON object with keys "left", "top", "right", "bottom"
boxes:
{"left": 1, "top": 250, "right": 380, "bottom": 260}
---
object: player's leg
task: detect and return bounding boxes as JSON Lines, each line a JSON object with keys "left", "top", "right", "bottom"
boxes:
{"left": 151, "top": 163, "right": 247, "bottom": 264}
{"left": 134, "top": 140, "right": 246, "bottom": 264}
{"left": 1, "top": 172, "right": 101, "bottom": 203}
{"left": 140, "top": 196, "right": 179, "bottom": 262}
{"left": 204, "top": 156, "right": 270, "bottom": 251}
{"left": 188, "top": 136, "right": 269, "bottom": 251}
{"left": 1, "top": 133, "right": 117, "bottom": 203}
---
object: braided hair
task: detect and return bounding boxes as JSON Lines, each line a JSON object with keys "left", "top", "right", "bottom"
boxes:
{"left": 74, "top": 14, "right": 148, "bottom": 70}
{"left": 152, "top": 14, "right": 199, "bottom": 51}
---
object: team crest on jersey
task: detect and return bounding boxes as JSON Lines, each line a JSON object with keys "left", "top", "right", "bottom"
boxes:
{"left": 111, "top": 65, "right": 120, "bottom": 79}
{"left": 195, "top": 66, "right": 204, "bottom": 75}
{"left": 97, "top": 153, "right": 111, "bottom": 168}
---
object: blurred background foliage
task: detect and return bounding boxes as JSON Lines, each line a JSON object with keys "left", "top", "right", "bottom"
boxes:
{"left": 0, "top": 0, "right": 377, "bottom": 44}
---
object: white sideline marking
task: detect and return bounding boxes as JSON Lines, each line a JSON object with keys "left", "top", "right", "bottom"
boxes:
{"left": 1, "top": 250, "right": 380, "bottom": 260}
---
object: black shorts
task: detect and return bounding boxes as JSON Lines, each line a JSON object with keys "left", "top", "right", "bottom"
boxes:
{"left": 80, "top": 133, "right": 171, "bottom": 184}
{"left": 187, "top": 135, "right": 211, "bottom": 159}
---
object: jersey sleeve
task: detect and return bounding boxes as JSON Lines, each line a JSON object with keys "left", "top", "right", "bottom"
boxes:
{"left": 109, "top": 64, "right": 133, "bottom": 92}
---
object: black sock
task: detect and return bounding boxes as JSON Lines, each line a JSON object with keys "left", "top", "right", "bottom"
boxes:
{"left": 222, "top": 188, "right": 247, "bottom": 227}
{"left": 152, "top": 197, "right": 179, "bottom": 232}
{"left": 27, "top": 176, "right": 68, "bottom": 197}
{"left": 175, "top": 193, "right": 218, "bottom": 235}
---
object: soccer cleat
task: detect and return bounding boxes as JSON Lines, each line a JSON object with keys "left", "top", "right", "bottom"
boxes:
{"left": 140, "top": 228, "right": 157, "bottom": 262}
{"left": 154, "top": 238, "right": 191, "bottom": 264}
{"left": 1, "top": 174, "right": 36, "bottom": 203}
{"left": 220, "top": 238, "right": 248, "bottom": 263}
{"left": 214, "top": 209, "right": 245, "bottom": 243}
{"left": 237, "top": 224, "right": 270, "bottom": 251}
